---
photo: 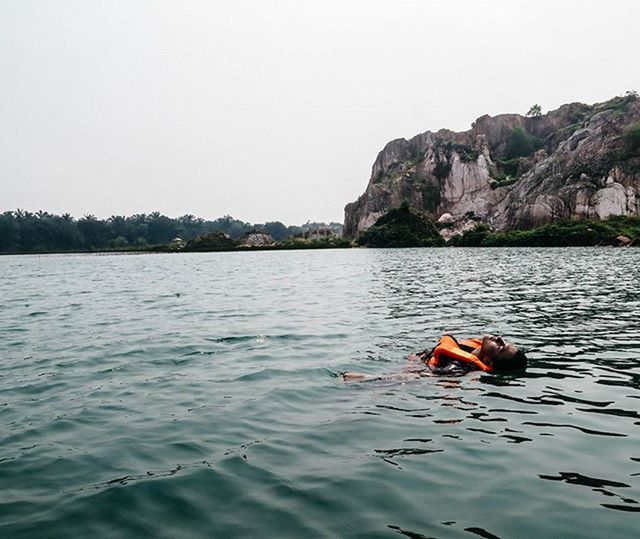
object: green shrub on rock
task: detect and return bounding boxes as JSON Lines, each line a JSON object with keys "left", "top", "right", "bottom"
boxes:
{"left": 447, "top": 224, "right": 491, "bottom": 246}
{"left": 433, "top": 160, "right": 452, "bottom": 180}
{"left": 357, "top": 202, "right": 445, "bottom": 248}
{"left": 622, "top": 122, "right": 640, "bottom": 156}
{"left": 504, "top": 127, "right": 544, "bottom": 160}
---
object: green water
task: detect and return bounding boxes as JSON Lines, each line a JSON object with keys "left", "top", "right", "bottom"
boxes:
{"left": 1, "top": 248, "right": 639, "bottom": 538}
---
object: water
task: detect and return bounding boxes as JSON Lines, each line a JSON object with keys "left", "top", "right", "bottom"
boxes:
{"left": 1, "top": 248, "right": 639, "bottom": 538}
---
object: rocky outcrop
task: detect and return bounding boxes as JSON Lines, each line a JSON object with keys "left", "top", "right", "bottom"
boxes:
{"left": 344, "top": 93, "right": 640, "bottom": 238}
{"left": 241, "top": 231, "right": 275, "bottom": 247}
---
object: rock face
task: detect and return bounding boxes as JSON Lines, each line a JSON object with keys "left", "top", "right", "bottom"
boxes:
{"left": 344, "top": 93, "right": 640, "bottom": 238}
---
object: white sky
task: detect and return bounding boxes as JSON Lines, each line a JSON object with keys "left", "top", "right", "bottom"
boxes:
{"left": 1, "top": 0, "right": 639, "bottom": 224}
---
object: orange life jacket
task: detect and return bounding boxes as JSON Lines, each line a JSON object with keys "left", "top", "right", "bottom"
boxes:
{"left": 427, "top": 335, "right": 492, "bottom": 372}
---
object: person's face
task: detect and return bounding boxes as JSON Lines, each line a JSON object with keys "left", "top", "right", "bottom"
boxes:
{"left": 481, "top": 335, "right": 518, "bottom": 365}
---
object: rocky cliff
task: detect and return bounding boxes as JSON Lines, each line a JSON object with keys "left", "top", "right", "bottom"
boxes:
{"left": 344, "top": 93, "right": 640, "bottom": 238}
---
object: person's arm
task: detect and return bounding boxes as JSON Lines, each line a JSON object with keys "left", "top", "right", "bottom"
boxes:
{"left": 341, "top": 372, "right": 368, "bottom": 381}
{"left": 408, "top": 347, "right": 433, "bottom": 362}
{"left": 341, "top": 371, "right": 423, "bottom": 382}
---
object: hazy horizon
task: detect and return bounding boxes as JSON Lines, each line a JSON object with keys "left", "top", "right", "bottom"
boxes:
{"left": 2, "top": 0, "right": 639, "bottom": 224}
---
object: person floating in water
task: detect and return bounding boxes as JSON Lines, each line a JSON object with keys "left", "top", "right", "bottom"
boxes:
{"left": 342, "top": 334, "right": 527, "bottom": 381}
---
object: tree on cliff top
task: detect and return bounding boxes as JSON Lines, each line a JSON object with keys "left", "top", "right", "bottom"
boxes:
{"left": 526, "top": 104, "right": 542, "bottom": 117}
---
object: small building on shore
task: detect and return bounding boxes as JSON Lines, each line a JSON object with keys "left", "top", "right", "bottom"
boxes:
{"left": 303, "top": 227, "right": 339, "bottom": 241}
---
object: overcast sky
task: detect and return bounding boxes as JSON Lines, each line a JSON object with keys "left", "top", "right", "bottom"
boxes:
{"left": 1, "top": 0, "right": 639, "bottom": 224}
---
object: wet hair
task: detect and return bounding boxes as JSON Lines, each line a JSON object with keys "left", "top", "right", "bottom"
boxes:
{"left": 492, "top": 349, "right": 528, "bottom": 372}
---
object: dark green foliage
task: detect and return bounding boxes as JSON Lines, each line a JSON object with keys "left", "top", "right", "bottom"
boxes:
{"left": 0, "top": 212, "right": 18, "bottom": 251}
{"left": 183, "top": 231, "right": 238, "bottom": 251}
{"left": 356, "top": 203, "right": 445, "bottom": 248}
{"left": 436, "top": 141, "right": 480, "bottom": 163}
{"left": 412, "top": 147, "right": 426, "bottom": 163}
{"left": 434, "top": 220, "right": 453, "bottom": 230}
{"left": 422, "top": 184, "right": 441, "bottom": 213}
{"left": 504, "top": 127, "right": 543, "bottom": 160}
{"left": 489, "top": 175, "right": 519, "bottom": 189}
{"left": 527, "top": 104, "right": 542, "bottom": 117}
{"left": 0, "top": 209, "right": 341, "bottom": 253}
{"left": 450, "top": 216, "right": 640, "bottom": 247}
{"left": 495, "top": 157, "right": 520, "bottom": 177}
{"left": 280, "top": 237, "right": 351, "bottom": 250}
{"left": 184, "top": 231, "right": 350, "bottom": 252}
{"left": 431, "top": 141, "right": 455, "bottom": 180}
{"left": 77, "top": 215, "right": 111, "bottom": 248}
{"left": 147, "top": 212, "right": 180, "bottom": 244}
{"left": 622, "top": 122, "right": 640, "bottom": 156}
{"left": 603, "top": 214, "right": 640, "bottom": 239}
{"left": 207, "top": 215, "right": 253, "bottom": 239}
{"left": 447, "top": 224, "right": 491, "bottom": 246}
{"left": 259, "top": 221, "right": 289, "bottom": 241}
{"left": 489, "top": 127, "right": 543, "bottom": 183}
{"left": 108, "top": 236, "right": 129, "bottom": 248}
{"left": 0, "top": 210, "right": 84, "bottom": 252}
{"left": 458, "top": 146, "right": 480, "bottom": 163}
{"left": 433, "top": 159, "right": 452, "bottom": 180}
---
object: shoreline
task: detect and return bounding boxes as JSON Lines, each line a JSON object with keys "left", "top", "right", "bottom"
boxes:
{"left": 1, "top": 243, "right": 634, "bottom": 257}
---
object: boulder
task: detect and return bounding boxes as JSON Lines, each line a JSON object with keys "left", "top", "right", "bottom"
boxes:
{"left": 616, "top": 235, "right": 633, "bottom": 246}
{"left": 438, "top": 217, "right": 478, "bottom": 242}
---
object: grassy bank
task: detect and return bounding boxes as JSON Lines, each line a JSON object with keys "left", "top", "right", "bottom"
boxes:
{"left": 448, "top": 216, "right": 640, "bottom": 247}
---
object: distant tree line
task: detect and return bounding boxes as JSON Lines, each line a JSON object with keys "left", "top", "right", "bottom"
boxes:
{"left": 0, "top": 209, "right": 342, "bottom": 253}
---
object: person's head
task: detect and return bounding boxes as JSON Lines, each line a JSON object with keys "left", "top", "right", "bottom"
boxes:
{"left": 480, "top": 335, "right": 528, "bottom": 371}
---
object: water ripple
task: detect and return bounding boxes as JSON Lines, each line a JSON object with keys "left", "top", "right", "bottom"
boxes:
{"left": 0, "top": 248, "right": 639, "bottom": 537}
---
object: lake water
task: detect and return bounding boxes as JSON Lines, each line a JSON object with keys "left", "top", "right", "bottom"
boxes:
{"left": 1, "top": 248, "right": 639, "bottom": 538}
